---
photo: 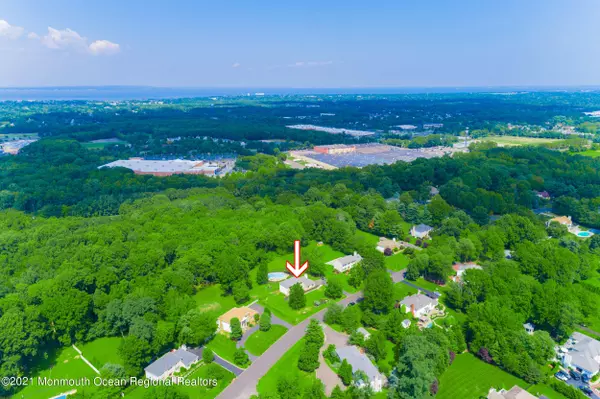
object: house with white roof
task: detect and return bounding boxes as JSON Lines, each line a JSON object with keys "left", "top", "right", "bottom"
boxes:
{"left": 451, "top": 262, "right": 483, "bottom": 282}
{"left": 561, "top": 332, "right": 600, "bottom": 378}
{"left": 410, "top": 224, "right": 433, "bottom": 239}
{"left": 279, "top": 276, "right": 323, "bottom": 296}
{"left": 144, "top": 346, "right": 199, "bottom": 380}
{"left": 335, "top": 346, "right": 385, "bottom": 392}
{"left": 399, "top": 293, "right": 438, "bottom": 318}
{"left": 327, "top": 252, "right": 362, "bottom": 273}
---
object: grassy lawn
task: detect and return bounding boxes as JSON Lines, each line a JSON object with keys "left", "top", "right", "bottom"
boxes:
{"left": 377, "top": 340, "right": 396, "bottom": 373}
{"left": 257, "top": 339, "right": 319, "bottom": 396}
{"left": 323, "top": 265, "right": 359, "bottom": 293}
{"left": 194, "top": 284, "right": 238, "bottom": 318}
{"left": 354, "top": 230, "right": 380, "bottom": 247}
{"left": 574, "top": 149, "right": 600, "bottom": 158}
{"left": 78, "top": 336, "right": 124, "bottom": 369}
{"left": 179, "top": 363, "right": 235, "bottom": 398}
{"left": 82, "top": 139, "right": 127, "bottom": 150}
{"left": 18, "top": 346, "right": 99, "bottom": 399}
{"left": 438, "top": 353, "right": 528, "bottom": 399}
{"left": 412, "top": 277, "right": 447, "bottom": 293}
{"left": 205, "top": 333, "right": 240, "bottom": 366}
{"left": 245, "top": 325, "right": 288, "bottom": 356}
{"left": 394, "top": 282, "right": 417, "bottom": 301}
{"left": 385, "top": 253, "right": 409, "bottom": 271}
{"left": 479, "top": 136, "right": 560, "bottom": 146}
{"left": 125, "top": 363, "right": 235, "bottom": 399}
{"left": 260, "top": 287, "right": 336, "bottom": 325}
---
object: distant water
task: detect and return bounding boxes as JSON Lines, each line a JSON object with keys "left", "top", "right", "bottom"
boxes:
{"left": 1, "top": 86, "right": 599, "bottom": 101}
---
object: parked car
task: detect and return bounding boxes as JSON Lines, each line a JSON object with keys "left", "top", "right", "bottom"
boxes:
{"left": 582, "top": 374, "right": 590, "bottom": 383}
{"left": 347, "top": 302, "right": 356, "bottom": 307}
{"left": 555, "top": 371, "right": 569, "bottom": 381}
{"left": 569, "top": 370, "right": 581, "bottom": 380}
{"left": 579, "top": 386, "right": 593, "bottom": 396}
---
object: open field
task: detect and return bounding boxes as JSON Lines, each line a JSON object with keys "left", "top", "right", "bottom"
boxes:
{"left": 478, "top": 136, "right": 560, "bottom": 146}
{"left": 82, "top": 138, "right": 128, "bottom": 150}
{"left": 194, "top": 284, "right": 238, "bottom": 318}
{"left": 256, "top": 339, "right": 318, "bottom": 396}
{"left": 78, "top": 336, "right": 124, "bottom": 369}
{"left": 18, "top": 346, "right": 99, "bottom": 399}
{"left": 437, "top": 353, "right": 527, "bottom": 399}
{"left": 245, "top": 325, "right": 288, "bottom": 356}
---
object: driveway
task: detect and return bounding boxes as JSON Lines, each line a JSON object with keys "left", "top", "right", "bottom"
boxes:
{"left": 316, "top": 325, "right": 349, "bottom": 395}
{"left": 249, "top": 302, "right": 293, "bottom": 329}
{"left": 217, "top": 291, "right": 363, "bottom": 399}
{"left": 389, "top": 268, "right": 406, "bottom": 283}
{"left": 562, "top": 375, "right": 600, "bottom": 399}
{"left": 189, "top": 347, "right": 245, "bottom": 376}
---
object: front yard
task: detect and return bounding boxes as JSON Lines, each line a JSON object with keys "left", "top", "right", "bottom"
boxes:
{"left": 245, "top": 325, "right": 288, "bottom": 356}
{"left": 205, "top": 334, "right": 240, "bottom": 366}
{"left": 260, "top": 287, "right": 338, "bottom": 325}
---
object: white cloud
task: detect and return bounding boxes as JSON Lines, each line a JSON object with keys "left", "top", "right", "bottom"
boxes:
{"left": 89, "top": 40, "right": 120, "bottom": 55}
{"left": 288, "top": 60, "right": 333, "bottom": 68}
{"left": 40, "top": 27, "right": 120, "bottom": 55}
{"left": 231, "top": 62, "right": 241, "bottom": 68}
{"left": 27, "top": 32, "right": 39, "bottom": 40}
{"left": 41, "top": 27, "right": 88, "bottom": 50}
{"left": 0, "top": 20, "right": 25, "bottom": 39}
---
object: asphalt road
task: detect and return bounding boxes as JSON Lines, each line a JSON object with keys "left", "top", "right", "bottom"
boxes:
{"left": 217, "top": 291, "right": 363, "bottom": 399}
{"left": 189, "top": 347, "right": 245, "bottom": 376}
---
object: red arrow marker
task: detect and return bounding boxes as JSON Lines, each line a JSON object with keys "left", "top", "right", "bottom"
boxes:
{"left": 286, "top": 240, "right": 309, "bottom": 278}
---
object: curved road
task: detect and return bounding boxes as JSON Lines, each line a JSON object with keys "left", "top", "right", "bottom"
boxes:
{"left": 217, "top": 292, "right": 363, "bottom": 399}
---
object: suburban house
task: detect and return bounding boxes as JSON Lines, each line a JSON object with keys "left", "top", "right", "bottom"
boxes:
{"left": 534, "top": 190, "right": 551, "bottom": 200}
{"left": 399, "top": 294, "right": 438, "bottom": 318}
{"left": 357, "top": 327, "right": 371, "bottom": 340}
{"left": 335, "top": 346, "right": 385, "bottom": 392}
{"left": 410, "top": 224, "right": 433, "bottom": 239}
{"left": 376, "top": 237, "right": 403, "bottom": 253}
{"left": 523, "top": 323, "right": 535, "bottom": 335}
{"left": 328, "top": 252, "right": 362, "bottom": 273}
{"left": 451, "top": 262, "right": 483, "bottom": 282}
{"left": 430, "top": 186, "right": 440, "bottom": 196}
{"left": 560, "top": 332, "right": 600, "bottom": 378}
{"left": 144, "top": 346, "right": 199, "bottom": 380}
{"left": 217, "top": 307, "right": 259, "bottom": 333}
{"left": 487, "top": 385, "right": 541, "bottom": 399}
{"left": 279, "top": 276, "right": 323, "bottom": 296}
{"left": 546, "top": 215, "right": 572, "bottom": 229}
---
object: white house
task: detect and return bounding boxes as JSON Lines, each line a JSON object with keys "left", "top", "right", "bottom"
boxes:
{"left": 144, "top": 346, "right": 199, "bottom": 380}
{"left": 399, "top": 294, "right": 438, "bottom": 318}
{"left": 336, "top": 346, "right": 385, "bottom": 392}
{"left": 217, "top": 307, "right": 258, "bottom": 333}
{"left": 279, "top": 276, "right": 323, "bottom": 296}
{"left": 451, "top": 262, "right": 483, "bottom": 282}
{"left": 328, "top": 252, "right": 362, "bottom": 273}
{"left": 523, "top": 323, "right": 535, "bottom": 335}
{"left": 357, "top": 327, "right": 371, "bottom": 340}
{"left": 410, "top": 224, "right": 433, "bottom": 239}
{"left": 561, "top": 332, "right": 600, "bottom": 378}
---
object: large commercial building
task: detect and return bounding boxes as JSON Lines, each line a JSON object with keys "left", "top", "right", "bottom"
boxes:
{"left": 99, "top": 158, "right": 234, "bottom": 177}
{"left": 313, "top": 144, "right": 356, "bottom": 154}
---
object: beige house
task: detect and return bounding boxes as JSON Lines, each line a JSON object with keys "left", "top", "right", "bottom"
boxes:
{"left": 546, "top": 215, "right": 572, "bottom": 229}
{"left": 217, "top": 307, "right": 258, "bottom": 333}
{"left": 487, "top": 385, "right": 539, "bottom": 399}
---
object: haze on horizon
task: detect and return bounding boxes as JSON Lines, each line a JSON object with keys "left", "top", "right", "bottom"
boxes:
{"left": 1, "top": 0, "right": 600, "bottom": 89}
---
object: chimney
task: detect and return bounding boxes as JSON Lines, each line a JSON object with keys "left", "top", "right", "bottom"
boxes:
{"left": 353, "top": 251, "right": 357, "bottom": 256}
{"left": 411, "top": 304, "right": 415, "bottom": 316}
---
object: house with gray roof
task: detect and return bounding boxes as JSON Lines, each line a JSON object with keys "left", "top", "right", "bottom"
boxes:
{"left": 356, "top": 327, "right": 371, "bottom": 340}
{"left": 399, "top": 293, "right": 438, "bottom": 318}
{"left": 335, "top": 346, "right": 385, "bottom": 392}
{"left": 410, "top": 224, "right": 433, "bottom": 239}
{"left": 144, "top": 346, "right": 199, "bottom": 380}
{"left": 561, "top": 332, "right": 600, "bottom": 378}
{"left": 327, "top": 252, "right": 362, "bottom": 273}
{"left": 279, "top": 276, "right": 323, "bottom": 296}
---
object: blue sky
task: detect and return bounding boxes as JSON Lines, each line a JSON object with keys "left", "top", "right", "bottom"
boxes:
{"left": 1, "top": 0, "right": 600, "bottom": 88}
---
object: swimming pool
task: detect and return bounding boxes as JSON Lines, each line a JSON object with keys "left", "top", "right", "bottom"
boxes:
{"left": 577, "top": 231, "right": 593, "bottom": 238}
{"left": 268, "top": 272, "right": 288, "bottom": 282}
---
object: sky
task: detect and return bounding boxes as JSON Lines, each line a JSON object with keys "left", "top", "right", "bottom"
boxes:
{"left": 1, "top": 0, "right": 600, "bottom": 88}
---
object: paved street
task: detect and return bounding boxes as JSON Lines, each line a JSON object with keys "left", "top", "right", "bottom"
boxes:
{"left": 217, "top": 291, "right": 363, "bottom": 399}
{"left": 316, "top": 325, "right": 348, "bottom": 395}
